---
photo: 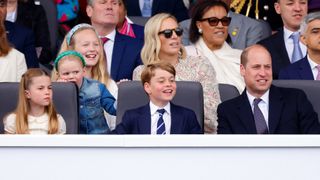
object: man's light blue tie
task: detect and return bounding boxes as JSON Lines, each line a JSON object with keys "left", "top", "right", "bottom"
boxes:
{"left": 253, "top": 98, "right": 269, "bottom": 134}
{"left": 142, "top": 0, "right": 152, "bottom": 17}
{"left": 290, "top": 32, "right": 303, "bottom": 63}
{"left": 156, "top": 109, "right": 166, "bottom": 135}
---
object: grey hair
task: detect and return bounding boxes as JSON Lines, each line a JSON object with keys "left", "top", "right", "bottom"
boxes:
{"left": 300, "top": 12, "right": 320, "bottom": 35}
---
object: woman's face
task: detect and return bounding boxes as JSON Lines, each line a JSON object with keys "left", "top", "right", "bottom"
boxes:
{"left": 73, "top": 29, "right": 101, "bottom": 67}
{"left": 158, "top": 18, "right": 182, "bottom": 59}
{"left": 196, "top": 6, "right": 229, "bottom": 50}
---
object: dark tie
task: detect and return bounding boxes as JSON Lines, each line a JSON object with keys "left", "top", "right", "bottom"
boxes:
{"left": 100, "top": 37, "right": 109, "bottom": 45}
{"left": 157, "top": 109, "right": 166, "bottom": 135}
{"left": 290, "top": 32, "right": 303, "bottom": 63}
{"left": 253, "top": 98, "right": 269, "bottom": 134}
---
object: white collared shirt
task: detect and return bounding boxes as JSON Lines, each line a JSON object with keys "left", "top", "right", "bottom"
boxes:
{"left": 139, "top": 0, "right": 154, "bottom": 12}
{"left": 307, "top": 55, "right": 320, "bottom": 80}
{"left": 283, "top": 27, "right": 307, "bottom": 63}
{"left": 100, "top": 30, "right": 116, "bottom": 75}
{"left": 149, "top": 101, "right": 171, "bottom": 135}
{"left": 246, "top": 90, "right": 270, "bottom": 128}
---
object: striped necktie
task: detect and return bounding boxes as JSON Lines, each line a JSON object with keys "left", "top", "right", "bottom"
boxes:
{"left": 156, "top": 109, "right": 166, "bottom": 135}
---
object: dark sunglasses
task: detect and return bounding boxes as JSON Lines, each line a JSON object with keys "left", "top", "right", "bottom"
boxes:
{"left": 158, "top": 28, "right": 183, "bottom": 39}
{"left": 199, "top": 17, "right": 231, "bottom": 26}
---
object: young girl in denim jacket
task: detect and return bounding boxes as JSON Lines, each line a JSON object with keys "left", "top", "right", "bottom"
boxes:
{"left": 54, "top": 50, "right": 116, "bottom": 134}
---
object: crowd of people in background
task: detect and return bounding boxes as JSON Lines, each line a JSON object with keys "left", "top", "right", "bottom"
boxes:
{"left": 1, "top": 0, "right": 320, "bottom": 135}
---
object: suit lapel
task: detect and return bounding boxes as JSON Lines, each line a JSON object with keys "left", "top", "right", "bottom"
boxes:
{"left": 298, "top": 58, "right": 314, "bottom": 80}
{"left": 152, "top": 0, "right": 160, "bottom": 15}
{"left": 138, "top": 104, "right": 152, "bottom": 134}
{"left": 237, "top": 92, "right": 257, "bottom": 133}
{"left": 170, "top": 103, "right": 180, "bottom": 134}
{"left": 111, "top": 32, "right": 125, "bottom": 80}
{"left": 228, "top": 12, "right": 240, "bottom": 46}
{"left": 276, "top": 29, "right": 291, "bottom": 65}
{"left": 268, "top": 85, "right": 284, "bottom": 133}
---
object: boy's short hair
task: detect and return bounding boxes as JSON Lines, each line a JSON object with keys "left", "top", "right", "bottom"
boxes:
{"left": 141, "top": 62, "right": 176, "bottom": 85}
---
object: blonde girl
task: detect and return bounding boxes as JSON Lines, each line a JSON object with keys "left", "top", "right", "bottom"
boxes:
{"left": 4, "top": 68, "right": 66, "bottom": 134}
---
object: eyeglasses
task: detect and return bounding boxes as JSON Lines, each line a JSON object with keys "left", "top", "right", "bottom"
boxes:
{"left": 158, "top": 28, "right": 183, "bottom": 39}
{"left": 199, "top": 17, "right": 231, "bottom": 26}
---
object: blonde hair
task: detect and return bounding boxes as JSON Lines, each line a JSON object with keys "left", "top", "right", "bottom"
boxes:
{"left": 141, "top": 62, "right": 176, "bottom": 85}
{"left": 52, "top": 25, "right": 112, "bottom": 88}
{"left": 141, "top": 13, "right": 186, "bottom": 65}
{"left": 15, "top": 68, "right": 59, "bottom": 134}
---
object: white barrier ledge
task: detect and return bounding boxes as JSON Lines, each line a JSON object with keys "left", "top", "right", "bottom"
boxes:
{"left": 0, "top": 135, "right": 319, "bottom": 147}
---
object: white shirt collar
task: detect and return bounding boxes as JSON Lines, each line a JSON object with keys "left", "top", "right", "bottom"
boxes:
{"left": 149, "top": 101, "right": 171, "bottom": 115}
{"left": 307, "top": 55, "right": 319, "bottom": 69}
{"left": 283, "top": 26, "right": 298, "bottom": 41}
{"left": 246, "top": 89, "right": 270, "bottom": 107}
{"left": 100, "top": 29, "right": 116, "bottom": 42}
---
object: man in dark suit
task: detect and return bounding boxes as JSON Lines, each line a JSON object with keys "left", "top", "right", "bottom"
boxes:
{"left": 259, "top": 0, "right": 308, "bottom": 79}
{"left": 0, "top": 0, "right": 38, "bottom": 68}
{"left": 126, "top": 0, "right": 189, "bottom": 22}
{"left": 279, "top": 12, "right": 320, "bottom": 80}
{"left": 217, "top": 44, "right": 320, "bottom": 134}
{"left": 86, "top": 0, "right": 143, "bottom": 82}
{"left": 113, "top": 62, "right": 202, "bottom": 134}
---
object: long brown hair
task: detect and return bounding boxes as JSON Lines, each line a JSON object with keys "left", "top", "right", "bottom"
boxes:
{"left": 15, "top": 68, "right": 59, "bottom": 134}
{"left": 0, "top": 20, "right": 12, "bottom": 56}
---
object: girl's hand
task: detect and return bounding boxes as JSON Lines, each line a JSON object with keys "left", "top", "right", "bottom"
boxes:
{"left": 57, "top": 78, "right": 68, "bottom": 82}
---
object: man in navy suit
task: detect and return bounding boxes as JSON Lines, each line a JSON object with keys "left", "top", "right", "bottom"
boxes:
{"left": 217, "top": 44, "right": 320, "bottom": 134}
{"left": 258, "top": 0, "right": 308, "bottom": 79}
{"left": 0, "top": 0, "right": 38, "bottom": 68}
{"left": 113, "top": 62, "right": 202, "bottom": 134}
{"left": 126, "top": 0, "right": 189, "bottom": 22}
{"left": 279, "top": 12, "right": 320, "bottom": 80}
{"left": 86, "top": 0, "right": 143, "bottom": 82}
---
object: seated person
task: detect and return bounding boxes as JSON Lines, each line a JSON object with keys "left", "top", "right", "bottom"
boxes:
{"left": 217, "top": 44, "right": 320, "bottom": 134}
{"left": 279, "top": 12, "right": 320, "bottom": 80}
{"left": 117, "top": 0, "right": 144, "bottom": 41}
{"left": 113, "top": 62, "right": 202, "bottom": 134}
{"left": 54, "top": 50, "right": 117, "bottom": 134}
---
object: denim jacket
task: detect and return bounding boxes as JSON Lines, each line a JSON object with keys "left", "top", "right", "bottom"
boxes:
{"left": 79, "top": 78, "right": 117, "bottom": 134}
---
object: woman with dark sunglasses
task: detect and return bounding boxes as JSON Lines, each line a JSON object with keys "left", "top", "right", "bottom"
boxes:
{"left": 185, "top": 0, "right": 245, "bottom": 93}
{"left": 132, "top": 13, "right": 221, "bottom": 134}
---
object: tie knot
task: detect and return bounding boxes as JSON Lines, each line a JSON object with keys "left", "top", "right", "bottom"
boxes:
{"left": 290, "top": 32, "right": 300, "bottom": 43}
{"left": 254, "top": 98, "right": 262, "bottom": 106}
{"left": 157, "top": 109, "right": 165, "bottom": 115}
{"left": 100, "top": 37, "right": 109, "bottom": 44}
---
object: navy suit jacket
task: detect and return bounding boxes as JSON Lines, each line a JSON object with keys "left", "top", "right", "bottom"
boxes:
{"left": 258, "top": 28, "right": 290, "bottom": 79}
{"left": 5, "top": 21, "right": 39, "bottom": 68}
{"left": 126, "top": 0, "right": 189, "bottom": 22}
{"left": 279, "top": 57, "right": 314, "bottom": 80}
{"left": 113, "top": 103, "right": 202, "bottom": 134}
{"left": 217, "top": 85, "right": 320, "bottom": 134}
{"left": 131, "top": 23, "right": 144, "bottom": 41}
{"left": 111, "top": 32, "right": 143, "bottom": 82}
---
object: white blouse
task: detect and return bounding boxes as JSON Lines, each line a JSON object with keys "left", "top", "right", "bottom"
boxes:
{"left": 4, "top": 113, "right": 66, "bottom": 134}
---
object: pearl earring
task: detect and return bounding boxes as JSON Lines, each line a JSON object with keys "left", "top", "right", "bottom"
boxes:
{"left": 198, "top": 28, "right": 203, "bottom": 34}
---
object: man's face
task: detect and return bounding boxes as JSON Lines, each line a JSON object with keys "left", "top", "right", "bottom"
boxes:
{"left": 240, "top": 46, "right": 273, "bottom": 98}
{"left": 86, "top": 0, "right": 119, "bottom": 28}
{"left": 0, "top": 0, "right": 7, "bottom": 22}
{"left": 301, "top": 19, "right": 320, "bottom": 54}
{"left": 274, "top": 0, "right": 308, "bottom": 31}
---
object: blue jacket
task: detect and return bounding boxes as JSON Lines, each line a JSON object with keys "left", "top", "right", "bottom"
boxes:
{"left": 79, "top": 78, "right": 116, "bottom": 134}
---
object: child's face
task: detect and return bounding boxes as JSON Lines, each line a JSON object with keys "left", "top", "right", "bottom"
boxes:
{"left": 73, "top": 29, "right": 101, "bottom": 67}
{"left": 25, "top": 75, "right": 52, "bottom": 107}
{"left": 57, "top": 58, "right": 85, "bottom": 87}
{"left": 144, "top": 68, "right": 176, "bottom": 107}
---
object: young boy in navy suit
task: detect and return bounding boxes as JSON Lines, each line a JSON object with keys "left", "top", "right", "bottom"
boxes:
{"left": 113, "top": 62, "right": 202, "bottom": 134}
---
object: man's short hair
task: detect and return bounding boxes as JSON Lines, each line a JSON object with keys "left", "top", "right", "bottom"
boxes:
{"left": 300, "top": 11, "right": 320, "bottom": 35}
{"left": 141, "top": 62, "right": 176, "bottom": 85}
{"left": 241, "top": 44, "right": 269, "bottom": 66}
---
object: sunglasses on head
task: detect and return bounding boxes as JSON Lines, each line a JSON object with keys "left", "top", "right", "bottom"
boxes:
{"left": 199, "top": 17, "right": 231, "bottom": 27}
{"left": 158, "top": 28, "right": 183, "bottom": 39}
